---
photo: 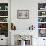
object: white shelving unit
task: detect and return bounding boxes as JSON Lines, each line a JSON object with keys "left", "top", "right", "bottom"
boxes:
{"left": 38, "top": 3, "right": 46, "bottom": 37}
{"left": 0, "top": 2, "right": 9, "bottom": 45}
{"left": 0, "top": 3, "right": 8, "bottom": 37}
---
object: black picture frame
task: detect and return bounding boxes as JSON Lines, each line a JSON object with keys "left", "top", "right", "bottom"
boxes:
{"left": 17, "top": 10, "right": 29, "bottom": 19}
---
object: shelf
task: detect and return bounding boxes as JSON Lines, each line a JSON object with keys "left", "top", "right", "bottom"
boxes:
{"left": 38, "top": 22, "right": 46, "bottom": 23}
{"left": 0, "top": 16, "right": 8, "bottom": 17}
{"left": 38, "top": 28, "right": 46, "bottom": 29}
{"left": 0, "top": 22, "right": 8, "bottom": 23}
{"left": 0, "top": 10, "right": 8, "bottom": 11}
{"left": 38, "top": 3, "right": 46, "bottom": 37}
{"left": 38, "top": 10, "right": 46, "bottom": 11}
{"left": 38, "top": 15, "right": 46, "bottom": 17}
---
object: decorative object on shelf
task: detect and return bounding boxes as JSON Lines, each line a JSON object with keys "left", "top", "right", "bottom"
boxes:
{"left": 0, "top": 3, "right": 8, "bottom": 10}
{"left": 38, "top": 11, "right": 46, "bottom": 16}
{"left": 5, "top": 6, "right": 8, "bottom": 10}
{"left": 11, "top": 23, "right": 16, "bottom": 30}
{"left": 29, "top": 25, "right": 35, "bottom": 30}
{"left": 38, "top": 3, "right": 46, "bottom": 10}
{"left": 38, "top": 17, "right": 46, "bottom": 22}
{"left": 40, "top": 8, "right": 45, "bottom": 10}
{"left": 42, "top": 12, "right": 45, "bottom": 15}
{"left": 42, "top": 11, "right": 46, "bottom": 16}
{"left": 0, "top": 11, "right": 8, "bottom": 16}
{"left": 17, "top": 10, "right": 29, "bottom": 19}
{"left": 39, "top": 29, "right": 46, "bottom": 37}
{"left": 0, "top": 17, "right": 8, "bottom": 22}
{"left": 38, "top": 17, "right": 43, "bottom": 22}
{"left": 0, "top": 23, "right": 8, "bottom": 30}
{"left": 0, "top": 23, "right": 8, "bottom": 37}
{"left": 38, "top": 23, "right": 46, "bottom": 28}
{"left": 0, "top": 6, "right": 1, "bottom": 10}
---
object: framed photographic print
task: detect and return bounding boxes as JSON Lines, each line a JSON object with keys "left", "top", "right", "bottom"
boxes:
{"left": 17, "top": 10, "right": 29, "bottom": 19}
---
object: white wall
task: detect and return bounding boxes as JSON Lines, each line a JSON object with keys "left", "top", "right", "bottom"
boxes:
{"left": 11, "top": 0, "right": 38, "bottom": 30}
{"left": 11, "top": 0, "right": 46, "bottom": 30}
{"left": 11, "top": 0, "right": 46, "bottom": 46}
